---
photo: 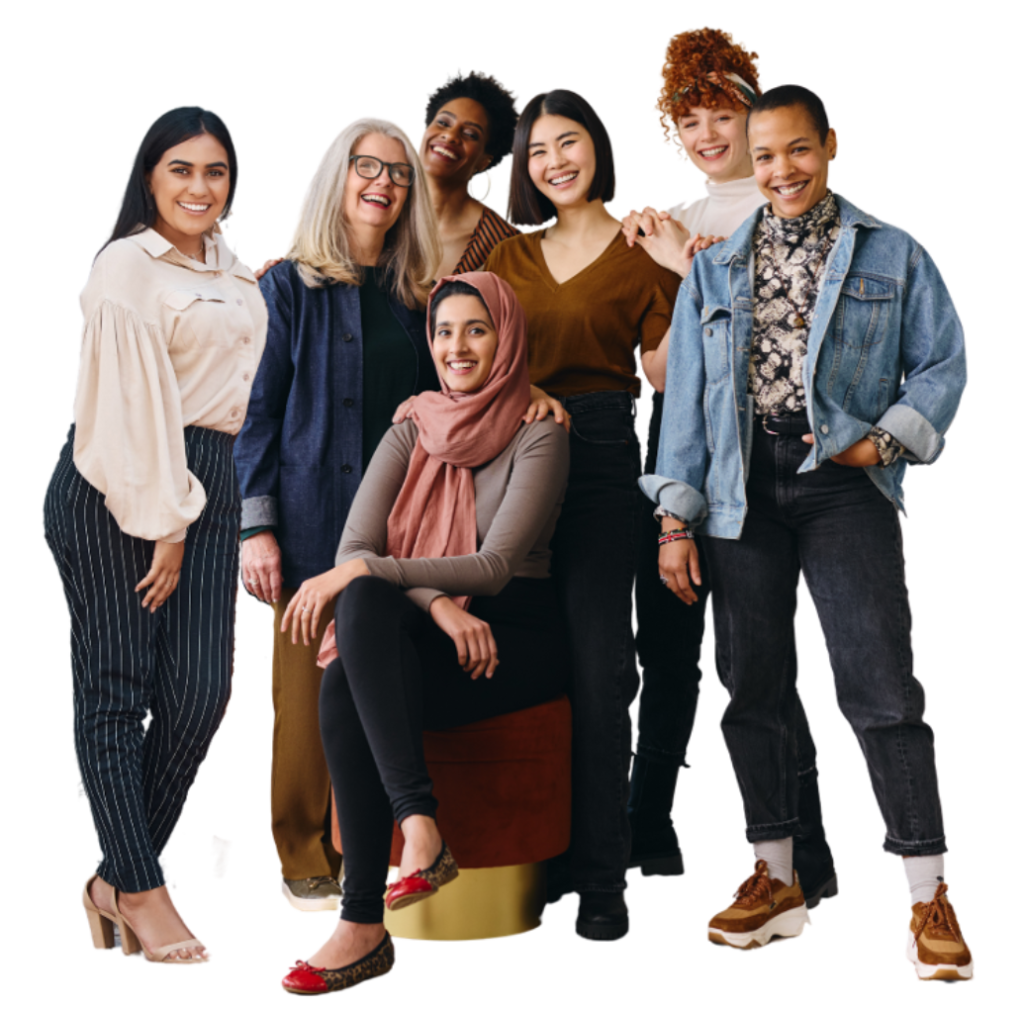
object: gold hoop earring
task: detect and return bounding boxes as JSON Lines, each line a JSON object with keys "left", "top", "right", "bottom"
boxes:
{"left": 469, "top": 170, "right": 491, "bottom": 202}
{"left": 477, "top": 170, "right": 493, "bottom": 201}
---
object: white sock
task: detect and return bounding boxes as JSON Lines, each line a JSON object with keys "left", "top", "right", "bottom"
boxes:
{"left": 904, "top": 854, "right": 945, "bottom": 905}
{"left": 753, "top": 838, "right": 793, "bottom": 885}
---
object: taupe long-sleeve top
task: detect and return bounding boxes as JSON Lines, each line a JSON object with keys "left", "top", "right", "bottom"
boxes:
{"left": 336, "top": 416, "right": 570, "bottom": 611}
{"left": 72, "top": 228, "right": 268, "bottom": 542}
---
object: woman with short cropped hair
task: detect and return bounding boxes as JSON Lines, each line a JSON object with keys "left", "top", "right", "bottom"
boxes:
{"left": 420, "top": 71, "right": 520, "bottom": 276}
{"left": 646, "top": 85, "right": 972, "bottom": 979}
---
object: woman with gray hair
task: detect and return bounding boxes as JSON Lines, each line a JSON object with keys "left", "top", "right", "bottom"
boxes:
{"left": 233, "top": 119, "right": 441, "bottom": 911}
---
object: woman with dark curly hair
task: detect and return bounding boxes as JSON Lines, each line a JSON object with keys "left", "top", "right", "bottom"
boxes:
{"left": 622, "top": 28, "right": 838, "bottom": 916}
{"left": 420, "top": 71, "right": 521, "bottom": 276}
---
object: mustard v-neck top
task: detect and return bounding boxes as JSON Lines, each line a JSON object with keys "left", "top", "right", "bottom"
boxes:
{"left": 485, "top": 230, "right": 679, "bottom": 398}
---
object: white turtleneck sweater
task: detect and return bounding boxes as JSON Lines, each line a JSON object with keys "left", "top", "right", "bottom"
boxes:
{"left": 668, "top": 173, "right": 766, "bottom": 239}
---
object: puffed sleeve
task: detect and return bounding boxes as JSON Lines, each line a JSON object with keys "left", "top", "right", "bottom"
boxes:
{"left": 72, "top": 298, "right": 206, "bottom": 542}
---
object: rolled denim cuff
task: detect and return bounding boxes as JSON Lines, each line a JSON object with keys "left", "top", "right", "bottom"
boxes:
{"left": 875, "top": 404, "right": 943, "bottom": 464}
{"left": 638, "top": 475, "right": 708, "bottom": 527}
{"left": 241, "top": 495, "right": 278, "bottom": 530}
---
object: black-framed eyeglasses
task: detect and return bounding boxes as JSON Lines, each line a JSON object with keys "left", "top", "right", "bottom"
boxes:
{"left": 348, "top": 155, "right": 415, "bottom": 188}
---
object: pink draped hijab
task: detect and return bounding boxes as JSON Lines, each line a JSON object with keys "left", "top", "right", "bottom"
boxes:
{"left": 316, "top": 272, "right": 531, "bottom": 668}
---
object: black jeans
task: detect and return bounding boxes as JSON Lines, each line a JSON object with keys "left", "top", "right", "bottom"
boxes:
{"left": 553, "top": 392, "right": 644, "bottom": 893}
{"left": 635, "top": 395, "right": 822, "bottom": 782}
{"left": 703, "top": 426, "right": 946, "bottom": 855}
{"left": 320, "top": 576, "right": 568, "bottom": 923}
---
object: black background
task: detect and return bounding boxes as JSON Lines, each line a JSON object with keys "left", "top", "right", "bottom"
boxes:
{"left": 54, "top": 21, "right": 974, "bottom": 991}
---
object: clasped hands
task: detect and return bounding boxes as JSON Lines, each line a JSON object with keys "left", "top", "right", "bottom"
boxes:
{"left": 621, "top": 207, "right": 726, "bottom": 278}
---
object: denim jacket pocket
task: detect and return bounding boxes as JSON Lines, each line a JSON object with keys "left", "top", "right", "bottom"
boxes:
{"left": 701, "top": 304, "right": 732, "bottom": 385}
{"left": 835, "top": 274, "right": 896, "bottom": 349}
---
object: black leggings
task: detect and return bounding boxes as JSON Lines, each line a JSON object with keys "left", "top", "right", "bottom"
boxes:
{"left": 319, "top": 575, "right": 568, "bottom": 923}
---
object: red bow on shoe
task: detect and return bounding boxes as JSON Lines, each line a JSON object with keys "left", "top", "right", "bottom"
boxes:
{"left": 280, "top": 958, "right": 327, "bottom": 995}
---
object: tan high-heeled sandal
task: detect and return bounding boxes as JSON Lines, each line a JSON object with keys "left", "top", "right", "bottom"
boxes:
{"left": 110, "top": 890, "right": 208, "bottom": 964}
{"left": 83, "top": 875, "right": 119, "bottom": 952}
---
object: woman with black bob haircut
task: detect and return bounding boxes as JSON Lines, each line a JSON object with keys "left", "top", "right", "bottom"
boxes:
{"left": 45, "top": 107, "right": 267, "bottom": 963}
{"left": 485, "top": 90, "right": 680, "bottom": 941}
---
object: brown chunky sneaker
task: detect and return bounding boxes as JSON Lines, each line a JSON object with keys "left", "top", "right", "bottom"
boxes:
{"left": 708, "top": 859, "right": 810, "bottom": 949}
{"left": 907, "top": 882, "right": 973, "bottom": 981}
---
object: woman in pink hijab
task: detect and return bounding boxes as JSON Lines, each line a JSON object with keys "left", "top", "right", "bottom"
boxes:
{"left": 278, "top": 272, "right": 570, "bottom": 996}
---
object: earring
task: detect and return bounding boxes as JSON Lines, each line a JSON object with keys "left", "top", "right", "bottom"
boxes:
{"left": 468, "top": 170, "right": 491, "bottom": 202}
{"left": 477, "top": 170, "right": 493, "bottom": 201}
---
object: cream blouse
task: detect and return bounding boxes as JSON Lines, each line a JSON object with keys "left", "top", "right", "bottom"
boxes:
{"left": 72, "top": 228, "right": 268, "bottom": 543}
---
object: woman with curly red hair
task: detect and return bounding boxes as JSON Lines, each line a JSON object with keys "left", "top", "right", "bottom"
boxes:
{"left": 624, "top": 28, "right": 838, "bottom": 916}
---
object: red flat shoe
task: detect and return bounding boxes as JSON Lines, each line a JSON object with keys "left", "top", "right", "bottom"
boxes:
{"left": 385, "top": 841, "right": 459, "bottom": 912}
{"left": 281, "top": 933, "right": 394, "bottom": 995}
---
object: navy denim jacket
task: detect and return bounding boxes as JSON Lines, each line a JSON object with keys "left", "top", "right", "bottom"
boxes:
{"left": 640, "top": 194, "right": 966, "bottom": 539}
{"left": 234, "top": 261, "right": 437, "bottom": 586}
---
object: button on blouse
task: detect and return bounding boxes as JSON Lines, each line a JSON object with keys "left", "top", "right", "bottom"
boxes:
{"left": 72, "top": 228, "right": 268, "bottom": 543}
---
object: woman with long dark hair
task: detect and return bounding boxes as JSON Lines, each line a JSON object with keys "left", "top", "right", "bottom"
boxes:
{"left": 44, "top": 107, "right": 266, "bottom": 962}
{"left": 485, "top": 90, "right": 679, "bottom": 940}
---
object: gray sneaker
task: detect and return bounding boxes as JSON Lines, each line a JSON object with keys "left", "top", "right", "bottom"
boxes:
{"left": 282, "top": 875, "right": 342, "bottom": 911}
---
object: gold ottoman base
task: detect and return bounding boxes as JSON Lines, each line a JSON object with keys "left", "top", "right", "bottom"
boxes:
{"left": 384, "top": 862, "right": 545, "bottom": 941}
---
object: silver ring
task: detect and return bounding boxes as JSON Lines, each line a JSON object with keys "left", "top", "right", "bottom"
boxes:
{"left": 659, "top": 576, "right": 670, "bottom": 586}
{"left": 246, "top": 579, "right": 255, "bottom": 586}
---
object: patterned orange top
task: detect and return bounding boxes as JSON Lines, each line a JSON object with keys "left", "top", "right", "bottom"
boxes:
{"left": 453, "top": 204, "right": 519, "bottom": 275}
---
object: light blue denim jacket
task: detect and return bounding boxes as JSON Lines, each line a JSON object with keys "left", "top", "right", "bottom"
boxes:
{"left": 639, "top": 194, "right": 966, "bottom": 539}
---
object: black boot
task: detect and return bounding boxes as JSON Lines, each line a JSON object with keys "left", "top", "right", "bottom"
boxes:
{"left": 576, "top": 891, "right": 629, "bottom": 940}
{"left": 543, "top": 850, "right": 575, "bottom": 906}
{"left": 793, "top": 769, "right": 838, "bottom": 909}
{"left": 627, "top": 756, "right": 684, "bottom": 876}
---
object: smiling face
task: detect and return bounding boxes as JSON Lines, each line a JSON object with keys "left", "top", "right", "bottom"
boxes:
{"left": 420, "top": 97, "right": 492, "bottom": 186}
{"left": 526, "top": 113, "right": 597, "bottom": 212}
{"left": 343, "top": 133, "right": 411, "bottom": 235}
{"left": 675, "top": 104, "right": 751, "bottom": 183}
{"left": 749, "top": 104, "right": 837, "bottom": 219}
{"left": 431, "top": 292, "right": 498, "bottom": 393}
{"left": 147, "top": 132, "right": 230, "bottom": 249}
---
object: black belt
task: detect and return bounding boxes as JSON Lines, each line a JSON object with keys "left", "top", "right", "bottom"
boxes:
{"left": 760, "top": 412, "right": 811, "bottom": 436}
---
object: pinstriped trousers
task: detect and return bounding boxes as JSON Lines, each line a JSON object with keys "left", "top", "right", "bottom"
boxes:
{"left": 44, "top": 425, "right": 240, "bottom": 893}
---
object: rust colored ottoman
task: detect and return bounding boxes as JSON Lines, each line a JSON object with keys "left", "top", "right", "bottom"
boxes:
{"left": 331, "top": 695, "right": 571, "bottom": 940}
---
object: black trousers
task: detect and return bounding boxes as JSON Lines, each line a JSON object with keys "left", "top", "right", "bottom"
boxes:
{"left": 635, "top": 394, "right": 822, "bottom": 786}
{"left": 44, "top": 425, "right": 239, "bottom": 892}
{"left": 320, "top": 576, "right": 568, "bottom": 924}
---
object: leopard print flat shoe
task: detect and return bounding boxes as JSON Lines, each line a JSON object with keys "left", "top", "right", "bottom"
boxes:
{"left": 282, "top": 933, "right": 395, "bottom": 995}
{"left": 385, "top": 841, "right": 459, "bottom": 911}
